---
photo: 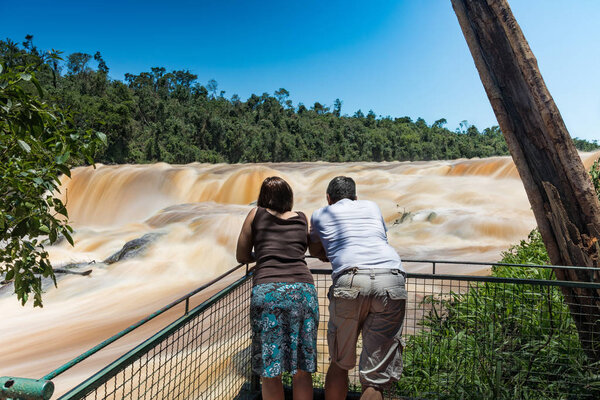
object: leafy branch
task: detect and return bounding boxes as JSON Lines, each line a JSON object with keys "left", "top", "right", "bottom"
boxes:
{"left": 0, "top": 58, "right": 106, "bottom": 306}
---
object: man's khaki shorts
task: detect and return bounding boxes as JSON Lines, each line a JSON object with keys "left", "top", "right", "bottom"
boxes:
{"left": 327, "top": 268, "right": 407, "bottom": 389}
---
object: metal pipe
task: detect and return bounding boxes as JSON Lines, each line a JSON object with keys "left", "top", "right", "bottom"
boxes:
{"left": 401, "top": 258, "right": 600, "bottom": 272}
{"left": 305, "top": 255, "right": 600, "bottom": 271}
{"left": 0, "top": 377, "right": 54, "bottom": 400}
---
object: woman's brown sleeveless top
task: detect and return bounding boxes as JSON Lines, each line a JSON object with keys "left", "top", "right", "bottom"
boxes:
{"left": 251, "top": 207, "right": 314, "bottom": 286}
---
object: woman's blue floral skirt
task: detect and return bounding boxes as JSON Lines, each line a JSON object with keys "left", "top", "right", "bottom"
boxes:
{"left": 251, "top": 282, "right": 319, "bottom": 377}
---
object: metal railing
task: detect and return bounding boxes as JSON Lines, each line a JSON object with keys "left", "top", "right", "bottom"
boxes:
{"left": 312, "top": 268, "right": 600, "bottom": 399}
{"left": 2, "top": 260, "right": 600, "bottom": 399}
{"left": 53, "top": 264, "right": 254, "bottom": 400}
{"left": 401, "top": 258, "right": 600, "bottom": 275}
{"left": 1, "top": 263, "right": 255, "bottom": 400}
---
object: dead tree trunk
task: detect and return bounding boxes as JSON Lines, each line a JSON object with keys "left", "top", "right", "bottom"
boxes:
{"left": 451, "top": 0, "right": 600, "bottom": 361}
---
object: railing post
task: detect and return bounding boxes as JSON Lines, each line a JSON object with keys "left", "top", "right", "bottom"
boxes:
{"left": 250, "top": 372, "right": 261, "bottom": 393}
{"left": 0, "top": 377, "right": 54, "bottom": 400}
{"left": 433, "top": 261, "right": 436, "bottom": 275}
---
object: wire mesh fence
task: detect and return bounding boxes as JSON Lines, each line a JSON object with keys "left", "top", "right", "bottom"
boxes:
{"left": 45, "top": 265, "right": 600, "bottom": 400}
{"left": 58, "top": 276, "right": 254, "bottom": 400}
{"left": 310, "top": 271, "right": 600, "bottom": 399}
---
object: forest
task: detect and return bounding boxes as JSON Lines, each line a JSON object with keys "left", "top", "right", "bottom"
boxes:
{"left": 2, "top": 36, "right": 598, "bottom": 166}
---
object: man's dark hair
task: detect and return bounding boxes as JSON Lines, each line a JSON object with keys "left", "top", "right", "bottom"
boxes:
{"left": 257, "top": 176, "right": 294, "bottom": 213}
{"left": 327, "top": 176, "right": 356, "bottom": 204}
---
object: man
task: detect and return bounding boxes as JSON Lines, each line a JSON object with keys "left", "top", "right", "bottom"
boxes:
{"left": 309, "top": 176, "right": 407, "bottom": 400}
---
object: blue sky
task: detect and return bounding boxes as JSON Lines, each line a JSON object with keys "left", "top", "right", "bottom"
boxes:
{"left": 2, "top": 0, "right": 599, "bottom": 141}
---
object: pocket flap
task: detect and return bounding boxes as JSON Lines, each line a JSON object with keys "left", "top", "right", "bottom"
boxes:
{"left": 332, "top": 287, "right": 360, "bottom": 299}
{"left": 387, "top": 287, "right": 408, "bottom": 300}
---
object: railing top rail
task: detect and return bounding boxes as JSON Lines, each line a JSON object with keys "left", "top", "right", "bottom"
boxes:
{"left": 309, "top": 268, "right": 600, "bottom": 289}
{"left": 307, "top": 255, "right": 600, "bottom": 271}
{"left": 42, "top": 262, "right": 248, "bottom": 381}
{"left": 401, "top": 258, "right": 600, "bottom": 272}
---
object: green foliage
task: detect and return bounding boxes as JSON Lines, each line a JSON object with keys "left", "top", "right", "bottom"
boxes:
{"left": 573, "top": 138, "right": 600, "bottom": 152}
{"left": 590, "top": 158, "right": 600, "bottom": 197}
{"left": 3, "top": 37, "right": 598, "bottom": 165}
{"left": 0, "top": 58, "right": 105, "bottom": 306}
{"left": 492, "top": 229, "right": 552, "bottom": 279}
{"left": 397, "top": 230, "right": 600, "bottom": 399}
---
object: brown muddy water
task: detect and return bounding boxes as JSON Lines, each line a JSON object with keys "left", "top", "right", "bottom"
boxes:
{"left": 1, "top": 151, "right": 599, "bottom": 395}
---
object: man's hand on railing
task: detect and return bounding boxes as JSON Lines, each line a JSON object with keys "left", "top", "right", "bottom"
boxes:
{"left": 308, "top": 239, "right": 329, "bottom": 263}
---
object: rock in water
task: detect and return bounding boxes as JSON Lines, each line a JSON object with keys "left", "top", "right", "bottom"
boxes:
{"left": 1, "top": 233, "right": 163, "bottom": 298}
{"left": 103, "top": 233, "right": 164, "bottom": 264}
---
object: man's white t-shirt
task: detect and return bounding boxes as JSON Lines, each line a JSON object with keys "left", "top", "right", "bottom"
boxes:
{"left": 309, "top": 198, "right": 403, "bottom": 279}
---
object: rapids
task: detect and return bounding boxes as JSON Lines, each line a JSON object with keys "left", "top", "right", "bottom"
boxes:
{"left": 1, "top": 151, "right": 599, "bottom": 394}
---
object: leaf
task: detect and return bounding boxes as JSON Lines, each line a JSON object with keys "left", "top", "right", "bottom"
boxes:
{"left": 31, "top": 77, "right": 43, "bottom": 97}
{"left": 39, "top": 225, "right": 50, "bottom": 234}
{"left": 49, "top": 228, "right": 57, "bottom": 243}
{"left": 55, "top": 151, "right": 70, "bottom": 164}
{"left": 96, "top": 131, "right": 108, "bottom": 145}
{"left": 20, "top": 73, "right": 32, "bottom": 81}
{"left": 18, "top": 140, "right": 31, "bottom": 153}
{"left": 11, "top": 220, "right": 29, "bottom": 237}
{"left": 63, "top": 230, "right": 74, "bottom": 246}
{"left": 5, "top": 269, "right": 14, "bottom": 281}
{"left": 56, "top": 164, "right": 71, "bottom": 177}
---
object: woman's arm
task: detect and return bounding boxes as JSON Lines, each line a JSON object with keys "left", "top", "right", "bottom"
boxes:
{"left": 236, "top": 207, "right": 257, "bottom": 264}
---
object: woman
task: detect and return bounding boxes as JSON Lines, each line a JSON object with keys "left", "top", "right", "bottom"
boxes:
{"left": 236, "top": 176, "right": 318, "bottom": 400}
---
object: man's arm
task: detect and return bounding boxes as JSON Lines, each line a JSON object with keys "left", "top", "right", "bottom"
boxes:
{"left": 308, "top": 239, "right": 328, "bottom": 262}
{"left": 308, "top": 214, "right": 329, "bottom": 262}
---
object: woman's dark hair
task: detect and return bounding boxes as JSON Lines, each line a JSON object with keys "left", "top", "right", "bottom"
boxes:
{"left": 327, "top": 176, "right": 356, "bottom": 203}
{"left": 257, "top": 176, "right": 294, "bottom": 213}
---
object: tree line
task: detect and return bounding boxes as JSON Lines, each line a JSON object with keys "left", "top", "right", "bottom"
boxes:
{"left": 2, "top": 36, "right": 598, "bottom": 166}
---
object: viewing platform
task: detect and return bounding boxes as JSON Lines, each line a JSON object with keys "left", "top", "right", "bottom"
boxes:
{"left": 2, "top": 260, "right": 600, "bottom": 399}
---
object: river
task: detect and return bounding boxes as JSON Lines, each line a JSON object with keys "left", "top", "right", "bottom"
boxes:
{"left": 1, "top": 152, "right": 598, "bottom": 394}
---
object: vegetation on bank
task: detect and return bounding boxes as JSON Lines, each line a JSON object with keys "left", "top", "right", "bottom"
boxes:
{"left": 1, "top": 36, "right": 598, "bottom": 166}
{"left": 397, "top": 165, "right": 600, "bottom": 399}
{"left": 398, "top": 230, "right": 599, "bottom": 399}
